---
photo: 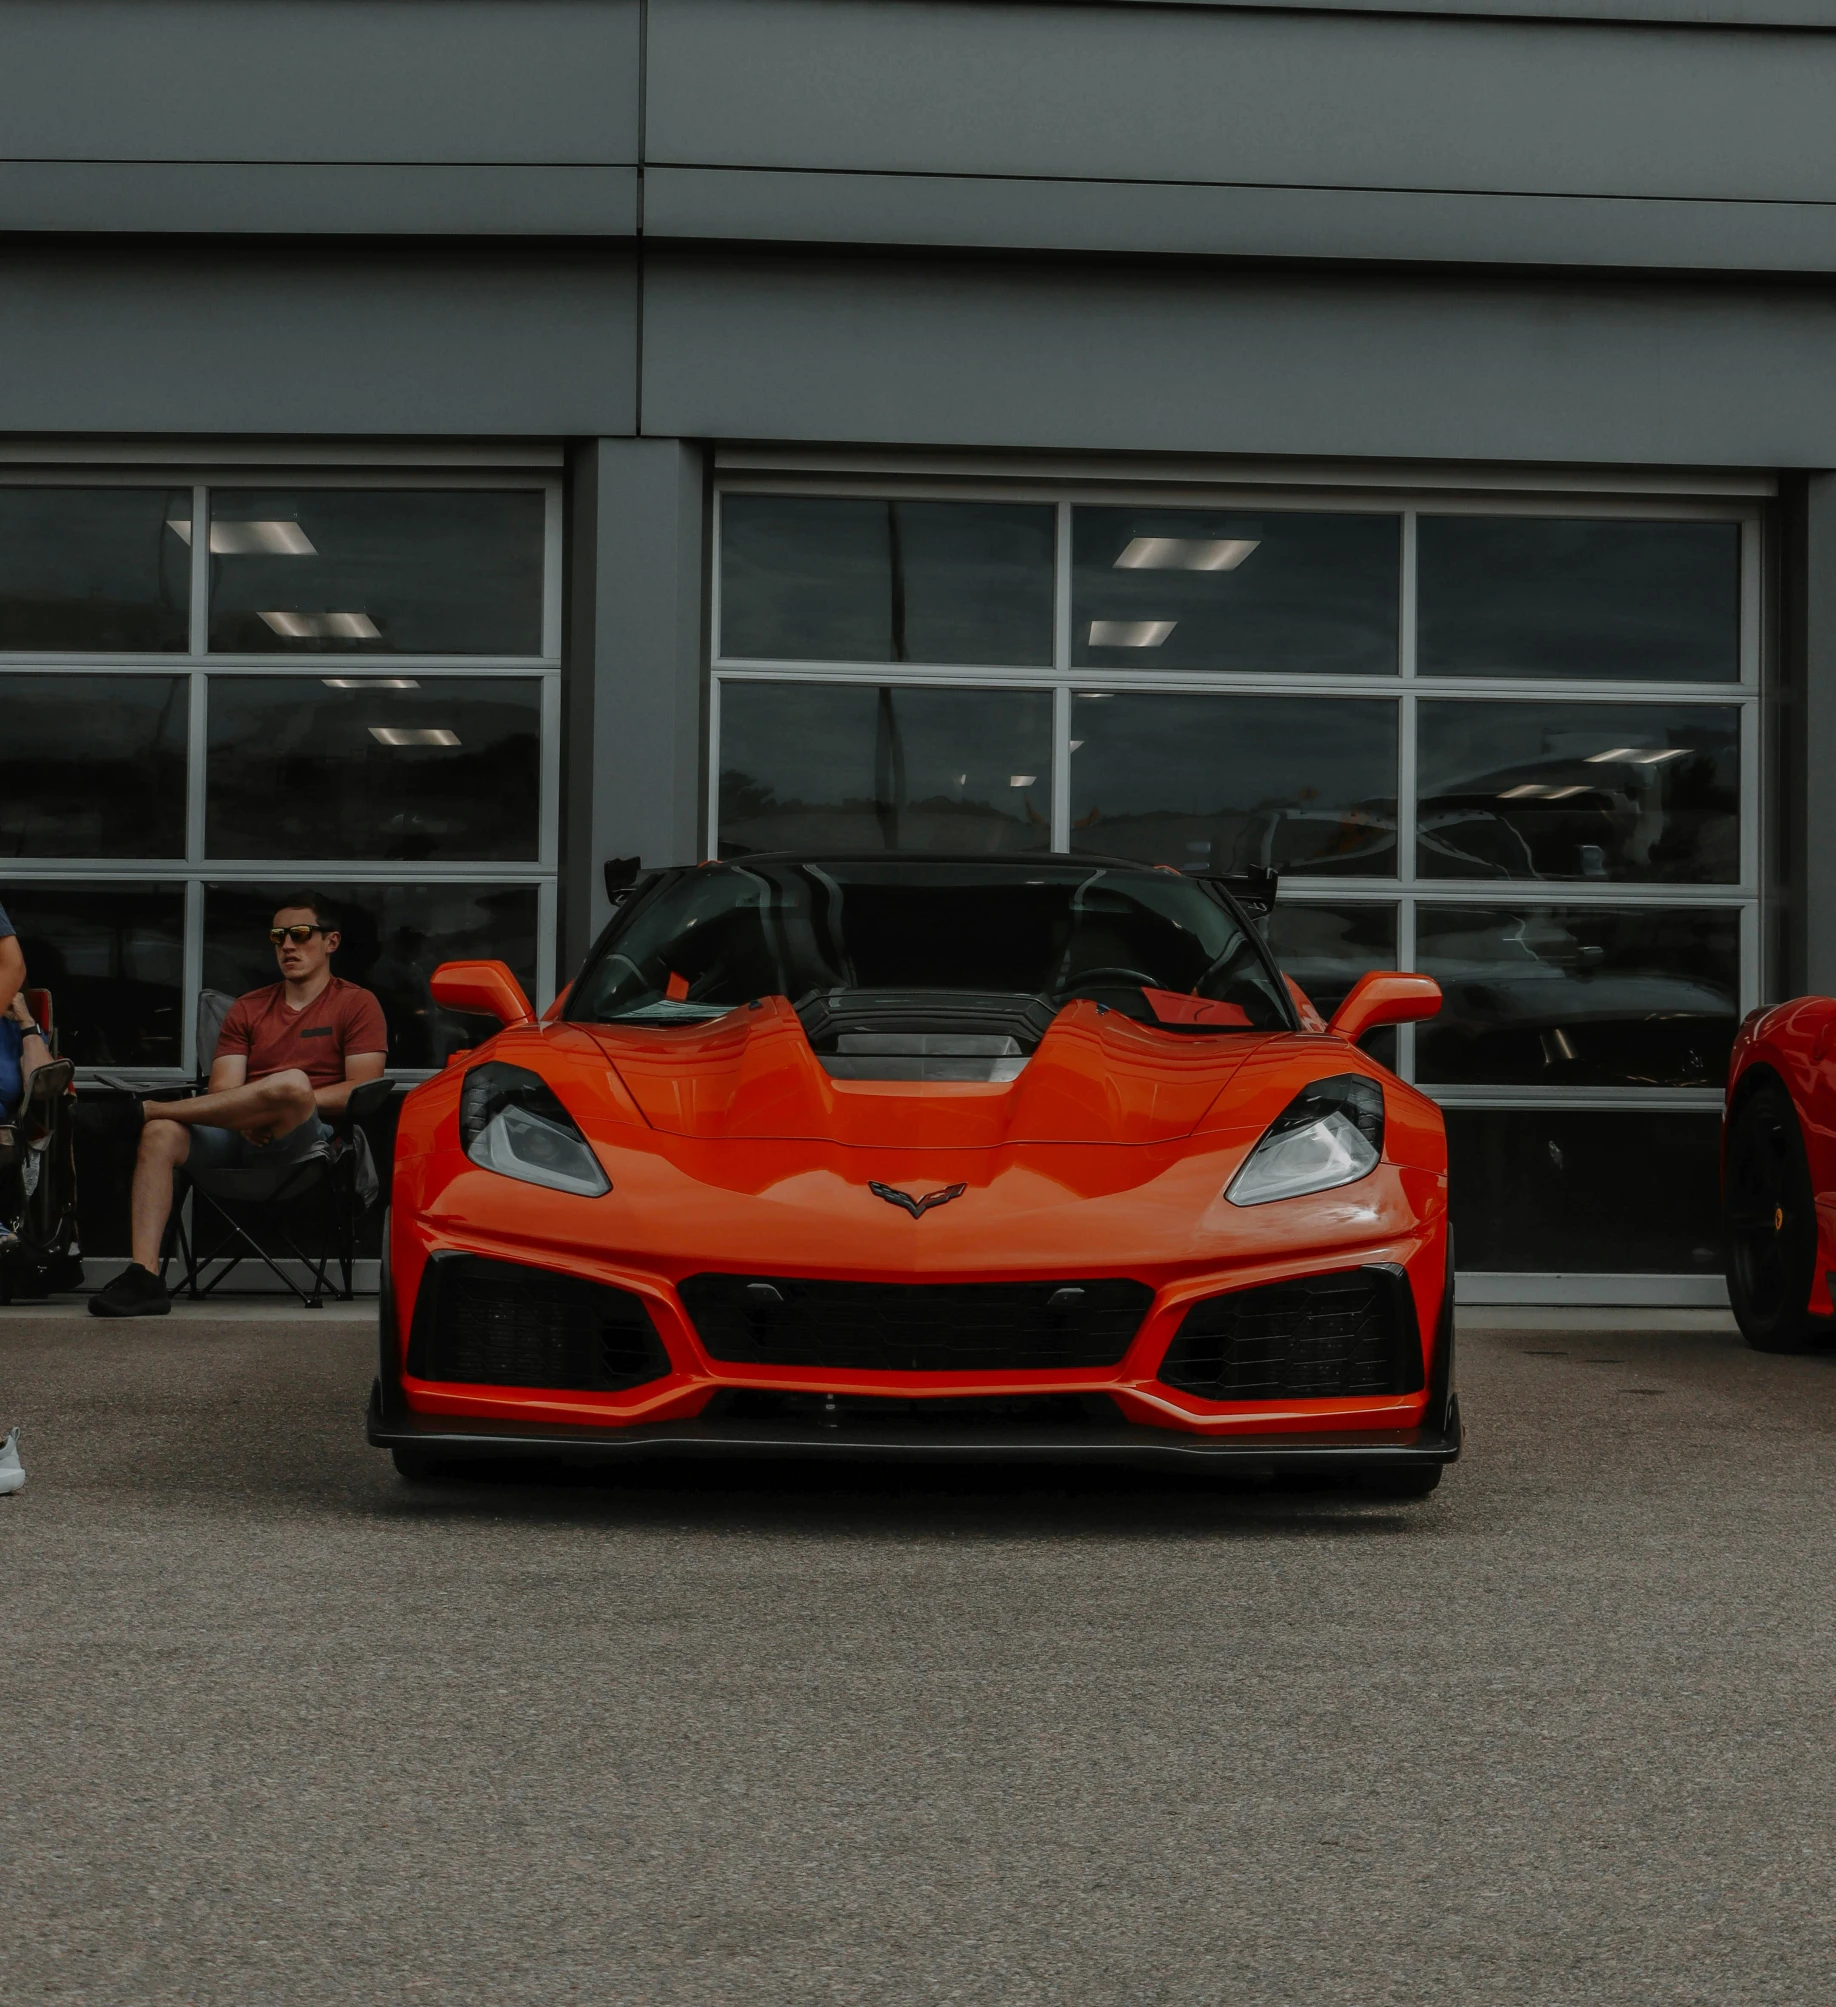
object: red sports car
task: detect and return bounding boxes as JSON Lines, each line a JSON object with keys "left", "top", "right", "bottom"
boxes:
{"left": 369, "top": 855, "right": 1457, "bottom": 1493}
{"left": 1724, "top": 998, "right": 1836, "bottom": 1350}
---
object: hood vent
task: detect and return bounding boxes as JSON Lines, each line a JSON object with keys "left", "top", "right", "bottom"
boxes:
{"left": 798, "top": 989, "right": 1057, "bottom": 1084}
{"left": 826, "top": 1031, "right": 1026, "bottom": 1083}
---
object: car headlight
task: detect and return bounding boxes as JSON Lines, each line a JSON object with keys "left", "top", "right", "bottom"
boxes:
{"left": 459, "top": 1062, "right": 611, "bottom": 1198}
{"left": 1225, "top": 1073, "right": 1384, "bottom": 1207}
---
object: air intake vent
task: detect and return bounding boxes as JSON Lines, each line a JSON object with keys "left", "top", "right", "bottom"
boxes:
{"left": 408, "top": 1254, "right": 670, "bottom": 1392}
{"left": 679, "top": 1275, "right": 1153, "bottom": 1372}
{"left": 1157, "top": 1266, "right": 1423, "bottom": 1401}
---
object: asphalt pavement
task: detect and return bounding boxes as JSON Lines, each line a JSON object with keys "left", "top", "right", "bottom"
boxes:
{"left": 3, "top": 1300, "right": 1834, "bottom": 2006}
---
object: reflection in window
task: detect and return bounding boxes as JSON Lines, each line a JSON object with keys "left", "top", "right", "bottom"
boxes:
{"left": 205, "top": 677, "right": 542, "bottom": 862}
{"left": 0, "top": 675, "right": 188, "bottom": 858}
{"left": 0, "top": 883, "right": 184, "bottom": 1066}
{"left": 720, "top": 496, "right": 1055, "bottom": 665}
{"left": 0, "top": 488, "right": 191, "bottom": 652}
{"left": 1418, "top": 518, "right": 1740, "bottom": 681}
{"left": 1069, "top": 692, "right": 1397, "bottom": 876}
{"left": 1072, "top": 508, "right": 1399, "bottom": 674}
{"left": 718, "top": 681, "right": 1053, "bottom": 856}
{"left": 1415, "top": 904, "right": 1739, "bottom": 1088}
{"left": 1264, "top": 901, "right": 1400, "bottom": 1067}
{"left": 207, "top": 490, "right": 546, "bottom": 655}
{"left": 1447, "top": 1109, "right": 1723, "bottom": 1271}
{"left": 203, "top": 882, "right": 540, "bottom": 1067}
{"left": 1417, "top": 701, "right": 1739, "bottom": 884}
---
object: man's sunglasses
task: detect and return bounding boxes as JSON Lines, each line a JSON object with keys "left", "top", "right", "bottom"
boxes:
{"left": 269, "top": 924, "right": 329, "bottom": 945}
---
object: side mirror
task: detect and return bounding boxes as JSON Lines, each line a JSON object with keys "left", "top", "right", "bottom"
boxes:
{"left": 429, "top": 959, "right": 536, "bottom": 1029}
{"left": 604, "top": 856, "right": 642, "bottom": 904}
{"left": 1328, "top": 971, "right": 1442, "bottom": 1043}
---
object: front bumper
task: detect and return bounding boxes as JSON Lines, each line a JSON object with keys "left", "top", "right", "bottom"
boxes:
{"left": 368, "top": 1380, "right": 1462, "bottom": 1470}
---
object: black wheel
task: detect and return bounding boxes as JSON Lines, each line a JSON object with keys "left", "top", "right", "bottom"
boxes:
{"left": 391, "top": 1445, "right": 444, "bottom": 1482}
{"left": 1359, "top": 1465, "right": 1443, "bottom": 1500}
{"left": 1725, "top": 1080, "right": 1830, "bottom": 1352}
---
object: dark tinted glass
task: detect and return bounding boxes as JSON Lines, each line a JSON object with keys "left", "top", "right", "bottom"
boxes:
{"left": 1073, "top": 508, "right": 1399, "bottom": 674}
{"left": 1070, "top": 691, "right": 1397, "bottom": 876}
{"left": 0, "top": 882, "right": 184, "bottom": 1066}
{"left": 719, "top": 681, "right": 1053, "bottom": 856}
{"left": 720, "top": 496, "right": 1055, "bottom": 665}
{"left": 1447, "top": 1109, "right": 1722, "bottom": 1272}
{"left": 1418, "top": 701, "right": 1739, "bottom": 884}
{"left": 0, "top": 488, "right": 191, "bottom": 651}
{"left": 1418, "top": 518, "right": 1740, "bottom": 681}
{"left": 207, "top": 490, "right": 545, "bottom": 655}
{"left": 1415, "top": 903, "right": 1739, "bottom": 1088}
{"left": 571, "top": 859, "right": 1288, "bottom": 1028}
{"left": 204, "top": 881, "right": 540, "bottom": 1067}
{"left": 0, "top": 675, "right": 187, "bottom": 858}
{"left": 206, "top": 677, "right": 541, "bottom": 861}
{"left": 1264, "top": 900, "right": 1400, "bottom": 1067}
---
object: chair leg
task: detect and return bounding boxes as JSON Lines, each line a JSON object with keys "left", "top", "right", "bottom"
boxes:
{"left": 188, "top": 1191, "right": 322, "bottom": 1310}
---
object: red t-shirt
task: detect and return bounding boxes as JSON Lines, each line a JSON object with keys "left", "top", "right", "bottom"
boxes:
{"left": 215, "top": 977, "right": 388, "bottom": 1089}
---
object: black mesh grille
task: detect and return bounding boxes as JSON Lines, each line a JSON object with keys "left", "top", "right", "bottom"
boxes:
{"left": 408, "top": 1255, "right": 671, "bottom": 1392}
{"left": 679, "top": 1275, "right": 1153, "bottom": 1372}
{"left": 1157, "top": 1266, "right": 1422, "bottom": 1401}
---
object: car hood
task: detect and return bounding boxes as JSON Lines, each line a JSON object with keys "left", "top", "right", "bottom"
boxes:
{"left": 568, "top": 997, "right": 1284, "bottom": 1146}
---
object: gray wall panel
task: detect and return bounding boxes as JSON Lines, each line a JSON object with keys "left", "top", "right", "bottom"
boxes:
{"left": 641, "top": 251, "right": 1836, "bottom": 468}
{"left": 648, "top": 0, "right": 1836, "bottom": 205}
{"left": 0, "top": 0, "right": 639, "bottom": 163}
{"left": 645, "top": 164, "right": 1836, "bottom": 274}
{"left": 0, "top": 248, "right": 638, "bottom": 436}
{"left": 0, "top": 163, "right": 639, "bottom": 237}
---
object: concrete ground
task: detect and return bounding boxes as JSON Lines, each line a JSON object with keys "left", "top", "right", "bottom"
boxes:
{"left": 2, "top": 1300, "right": 1833, "bottom": 2006}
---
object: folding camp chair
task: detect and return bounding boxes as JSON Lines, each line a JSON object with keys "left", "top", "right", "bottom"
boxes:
{"left": 163, "top": 990, "right": 393, "bottom": 1308}
{"left": 0, "top": 988, "right": 82, "bottom": 1303}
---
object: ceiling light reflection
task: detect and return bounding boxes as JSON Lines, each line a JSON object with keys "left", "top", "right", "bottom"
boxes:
{"left": 260, "top": 610, "right": 381, "bottom": 640}
{"left": 1114, "top": 536, "right": 1259, "bottom": 572}
{"left": 1088, "top": 620, "right": 1176, "bottom": 648}
{"left": 169, "top": 520, "right": 317, "bottom": 556}
{"left": 369, "top": 727, "right": 459, "bottom": 747}
{"left": 322, "top": 676, "right": 419, "bottom": 689}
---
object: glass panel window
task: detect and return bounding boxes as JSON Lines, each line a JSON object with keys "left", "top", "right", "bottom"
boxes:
{"left": 207, "top": 490, "right": 546, "bottom": 656}
{"left": 1072, "top": 508, "right": 1399, "bottom": 675}
{"left": 1264, "top": 900, "right": 1401, "bottom": 1067}
{"left": 1417, "top": 700, "right": 1739, "bottom": 884}
{"left": 1415, "top": 904, "right": 1739, "bottom": 1089}
{"left": 203, "top": 882, "right": 540, "bottom": 1067}
{"left": 205, "top": 677, "right": 542, "bottom": 862}
{"left": 719, "top": 496, "right": 1055, "bottom": 666}
{"left": 1069, "top": 691, "right": 1397, "bottom": 876}
{"left": 718, "top": 681, "right": 1053, "bottom": 855}
{"left": 0, "top": 675, "right": 188, "bottom": 858}
{"left": 0, "top": 882, "right": 184, "bottom": 1066}
{"left": 1418, "top": 518, "right": 1740, "bottom": 682}
{"left": 1447, "top": 1109, "right": 1723, "bottom": 1272}
{"left": 0, "top": 488, "right": 191, "bottom": 652}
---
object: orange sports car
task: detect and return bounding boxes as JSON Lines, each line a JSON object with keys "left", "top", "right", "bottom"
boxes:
{"left": 370, "top": 855, "right": 1458, "bottom": 1495}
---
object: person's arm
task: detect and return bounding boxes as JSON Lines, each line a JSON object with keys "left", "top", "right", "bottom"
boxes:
{"left": 207, "top": 1053, "right": 249, "bottom": 1093}
{"left": 314, "top": 1050, "right": 385, "bottom": 1117}
{"left": 0, "top": 934, "right": 25, "bottom": 1019}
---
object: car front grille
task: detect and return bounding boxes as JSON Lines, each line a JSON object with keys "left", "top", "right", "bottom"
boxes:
{"left": 678, "top": 1274, "right": 1154, "bottom": 1372}
{"left": 408, "top": 1254, "right": 671, "bottom": 1392}
{"left": 703, "top": 1390, "right": 1125, "bottom": 1429}
{"left": 1156, "top": 1266, "right": 1424, "bottom": 1401}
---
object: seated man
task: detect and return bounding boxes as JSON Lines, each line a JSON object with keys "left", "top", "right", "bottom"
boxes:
{"left": 0, "top": 902, "right": 54, "bottom": 1115}
{"left": 90, "top": 892, "right": 388, "bottom": 1318}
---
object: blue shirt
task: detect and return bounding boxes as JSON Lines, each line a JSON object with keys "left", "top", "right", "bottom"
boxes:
{"left": 0, "top": 898, "right": 12, "bottom": 940}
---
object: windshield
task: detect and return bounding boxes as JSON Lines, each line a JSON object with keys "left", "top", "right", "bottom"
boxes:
{"left": 568, "top": 858, "right": 1292, "bottom": 1031}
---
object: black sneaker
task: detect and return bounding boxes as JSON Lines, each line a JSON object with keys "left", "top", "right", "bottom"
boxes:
{"left": 88, "top": 1265, "right": 171, "bottom": 1318}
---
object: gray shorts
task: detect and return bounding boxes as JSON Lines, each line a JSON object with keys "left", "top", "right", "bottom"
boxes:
{"left": 183, "top": 1114, "right": 333, "bottom": 1176}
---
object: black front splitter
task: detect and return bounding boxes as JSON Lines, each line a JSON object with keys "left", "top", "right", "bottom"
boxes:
{"left": 367, "top": 1383, "right": 1462, "bottom": 1471}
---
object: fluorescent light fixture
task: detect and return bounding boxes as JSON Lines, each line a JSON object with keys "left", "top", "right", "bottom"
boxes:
{"left": 1009, "top": 775, "right": 1037, "bottom": 788}
{"left": 1068, "top": 739, "right": 1085, "bottom": 752}
{"left": 1075, "top": 691, "right": 1113, "bottom": 700}
{"left": 1500, "top": 782, "right": 1591, "bottom": 800}
{"left": 1584, "top": 746, "right": 1691, "bottom": 765}
{"left": 369, "top": 727, "right": 459, "bottom": 747}
{"left": 169, "top": 520, "right": 317, "bottom": 556}
{"left": 1544, "top": 785, "right": 1589, "bottom": 800}
{"left": 322, "top": 676, "right": 419, "bottom": 690}
{"left": 1114, "top": 536, "right": 1259, "bottom": 572}
{"left": 259, "top": 610, "right": 381, "bottom": 640}
{"left": 1089, "top": 620, "right": 1176, "bottom": 648}
{"left": 1498, "top": 784, "right": 1547, "bottom": 799}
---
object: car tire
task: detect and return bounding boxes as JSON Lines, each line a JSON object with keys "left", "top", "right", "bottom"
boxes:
{"left": 1725, "top": 1080, "right": 1831, "bottom": 1352}
{"left": 1359, "top": 1465, "right": 1443, "bottom": 1499}
{"left": 391, "top": 1445, "right": 444, "bottom": 1482}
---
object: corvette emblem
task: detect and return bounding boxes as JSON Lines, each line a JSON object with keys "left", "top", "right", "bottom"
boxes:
{"left": 869, "top": 1180, "right": 967, "bottom": 1218}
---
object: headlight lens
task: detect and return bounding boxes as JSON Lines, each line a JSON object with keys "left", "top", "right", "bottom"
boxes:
{"left": 459, "top": 1062, "right": 610, "bottom": 1198}
{"left": 1226, "top": 1073, "right": 1384, "bottom": 1207}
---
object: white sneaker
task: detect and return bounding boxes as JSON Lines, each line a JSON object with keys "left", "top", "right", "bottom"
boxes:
{"left": 0, "top": 1428, "right": 23, "bottom": 1496}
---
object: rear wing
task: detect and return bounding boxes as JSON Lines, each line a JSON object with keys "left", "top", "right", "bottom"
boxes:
{"left": 1187, "top": 865, "right": 1279, "bottom": 922}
